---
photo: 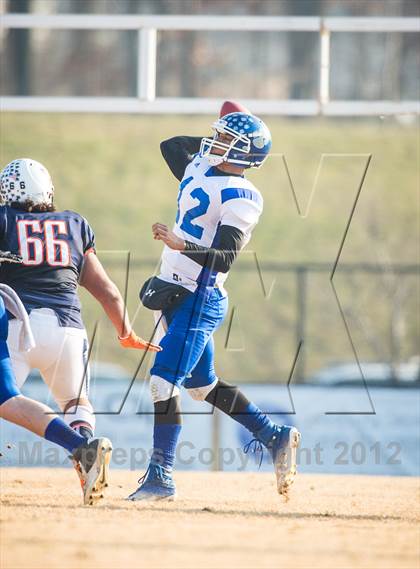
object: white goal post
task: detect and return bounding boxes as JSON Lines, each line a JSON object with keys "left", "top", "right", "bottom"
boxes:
{"left": 1, "top": 13, "right": 419, "bottom": 115}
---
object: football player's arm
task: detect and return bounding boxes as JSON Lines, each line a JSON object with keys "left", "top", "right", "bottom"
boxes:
{"left": 160, "top": 136, "right": 203, "bottom": 181}
{"left": 79, "top": 253, "right": 161, "bottom": 352}
{"left": 152, "top": 223, "right": 246, "bottom": 274}
{"left": 182, "top": 225, "right": 245, "bottom": 273}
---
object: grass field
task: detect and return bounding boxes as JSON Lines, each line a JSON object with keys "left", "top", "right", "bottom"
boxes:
{"left": 0, "top": 468, "right": 419, "bottom": 569}
{"left": 1, "top": 113, "right": 418, "bottom": 381}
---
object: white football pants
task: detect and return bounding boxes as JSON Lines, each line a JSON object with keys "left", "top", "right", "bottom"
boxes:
{"left": 7, "top": 308, "right": 94, "bottom": 430}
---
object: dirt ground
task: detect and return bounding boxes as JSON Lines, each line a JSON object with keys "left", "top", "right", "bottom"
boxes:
{"left": 0, "top": 468, "right": 419, "bottom": 569}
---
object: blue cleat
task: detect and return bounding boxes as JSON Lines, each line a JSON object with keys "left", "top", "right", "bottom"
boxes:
{"left": 126, "top": 463, "right": 176, "bottom": 502}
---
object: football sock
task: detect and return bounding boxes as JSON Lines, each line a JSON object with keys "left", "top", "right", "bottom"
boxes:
{"left": 44, "top": 417, "right": 87, "bottom": 454}
{"left": 205, "top": 380, "right": 276, "bottom": 446}
{"left": 151, "top": 396, "right": 182, "bottom": 471}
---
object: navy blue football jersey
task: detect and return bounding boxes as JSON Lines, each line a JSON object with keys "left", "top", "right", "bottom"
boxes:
{"left": 0, "top": 206, "right": 95, "bottom": 328}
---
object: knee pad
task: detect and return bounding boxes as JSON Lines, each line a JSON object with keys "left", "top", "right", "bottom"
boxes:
{"left": 187, "top": 378, "right": 218, "bottom": 401}
{"left": 150, "top": 375, "right": 180, "bottom": 403}
{"left": 64, "top": 404, "right": 96, "bottom": 433}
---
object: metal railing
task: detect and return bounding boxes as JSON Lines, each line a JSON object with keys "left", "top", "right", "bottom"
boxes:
{"left": 1, "top": 13, "right": 419, "bottom": 115}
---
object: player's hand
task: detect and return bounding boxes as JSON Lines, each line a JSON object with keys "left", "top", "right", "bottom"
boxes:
{"left": 0, "top": 250, "right": 23, "bottom": 264}
{"left": 119, "top": 331, "right": 162, "bottom": 352}
{"left": 152, "top": 223, "right": 185, "bottom": 251}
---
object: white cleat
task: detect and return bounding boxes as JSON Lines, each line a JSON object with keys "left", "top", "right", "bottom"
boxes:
{"left": 71, "top": 437, "right": 112, "bottom": 506}
{"left": 271, "top": 426, "right": 301, "bottom": 500}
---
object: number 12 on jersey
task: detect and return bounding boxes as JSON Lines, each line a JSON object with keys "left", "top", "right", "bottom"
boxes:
{"left": 176, "top": 177, "right": 210, "bottom": 240}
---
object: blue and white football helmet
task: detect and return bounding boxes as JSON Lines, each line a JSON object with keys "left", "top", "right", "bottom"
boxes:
{"left": 0, "top": 158, "right": 54, "bottom": 207}
{"left": 200, "top": 112, "right": 272, "bottom": 169}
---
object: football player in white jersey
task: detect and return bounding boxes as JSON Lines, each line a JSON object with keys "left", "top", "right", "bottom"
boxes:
{"left": 127, "top": 111, "right": 301, "bottom": 502}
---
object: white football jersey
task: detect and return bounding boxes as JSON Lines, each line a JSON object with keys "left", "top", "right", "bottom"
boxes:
{"left": 159, "top": 155, "right": 263, "bottom": 293}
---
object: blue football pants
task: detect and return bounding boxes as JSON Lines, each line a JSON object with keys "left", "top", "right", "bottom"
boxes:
{"left": 150, "top": 287, "right": 228, "bottom": 389}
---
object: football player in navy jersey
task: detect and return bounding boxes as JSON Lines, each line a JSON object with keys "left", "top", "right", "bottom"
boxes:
{"left": 0, "top": 253, "right": 112, "bottom": 505}
{"left": 0, "top": 158, "right": 160, "bottom": 443}
{"left": 127, "top": 110, "right": 301, "bottom": 502}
